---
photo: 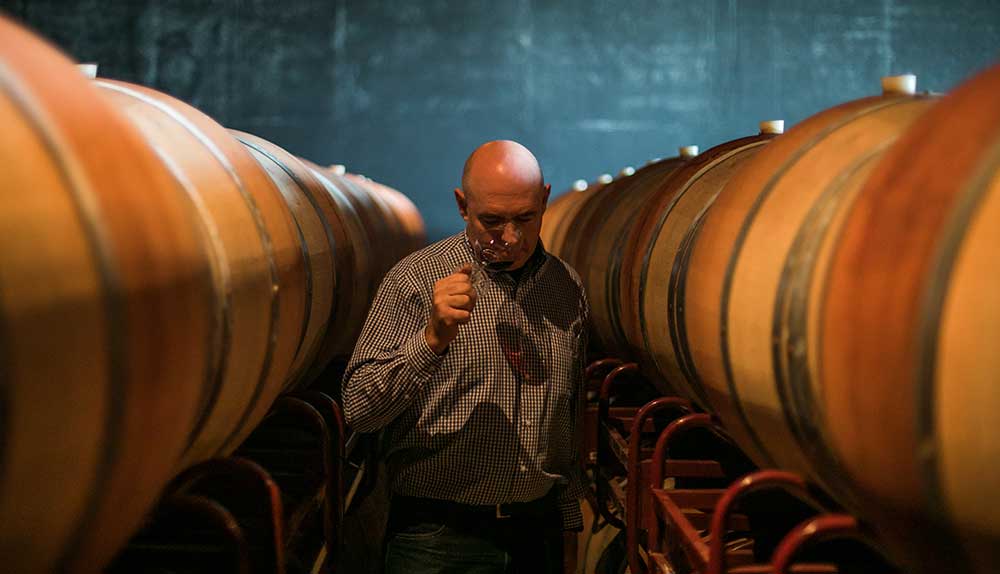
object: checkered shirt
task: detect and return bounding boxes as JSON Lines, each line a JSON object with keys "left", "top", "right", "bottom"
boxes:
{"left": 342, "top": 231, "right": 589, "bottom": 530}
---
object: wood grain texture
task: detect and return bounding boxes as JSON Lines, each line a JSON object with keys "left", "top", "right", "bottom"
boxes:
{"left": 727, "top": 95, "right": 935, "bottom": 490}
{"left": 327, "top": 170, "right": 397, "bottom": 283}
{"left": 0, "top": 15, "right": 428, "bottom": 573}
{"left": 230, "top": 130, "right": 336, "bottom": 391}
{"left": 579, "top": 159, "right": 684, "bottom": 356}
{"left": 540, "top": 180, "right": 601, "bottom": 262}
{"left": 822, "top": 63, "right": 1000, "bottom": 574}
{"left": 0, "top": 15, "right": 213, "bottom": 573}
{"left": 685, "top": 92, "right": 909, "bottom": 469}
{"left": 95, "top": 79, "right": 277, "bottom": 466}
{"left": 630, "top": 136, "right": 771, "bottom": 402}
{"left": 299, "top": 162, "right": 372, "bottom": 373}
{"left": 936, "top": 154, "right": 1000, "bottom": 574}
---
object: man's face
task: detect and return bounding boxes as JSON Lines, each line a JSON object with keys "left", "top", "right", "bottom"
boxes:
{"left": 456, "top": 183, "right": 550, "bottom": 270}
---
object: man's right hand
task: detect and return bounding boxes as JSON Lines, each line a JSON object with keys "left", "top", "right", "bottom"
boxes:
{"left": 425, "top": 263, "right": 477, "bottom": 354}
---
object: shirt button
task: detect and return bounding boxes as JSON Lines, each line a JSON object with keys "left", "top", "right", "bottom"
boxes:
{"left": 519, "top": 464, "right": 527, "bottom": 472}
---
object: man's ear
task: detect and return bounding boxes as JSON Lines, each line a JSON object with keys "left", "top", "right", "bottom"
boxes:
{"left": 541, "top": 183, "right": 551, "bottom": 211}
{"left": 454, "top": 187, "right": 469, "bottom": 221}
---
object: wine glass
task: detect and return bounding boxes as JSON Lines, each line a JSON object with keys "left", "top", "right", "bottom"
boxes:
{"left": 470, "top": 232, "right": 519, "bottom": 290}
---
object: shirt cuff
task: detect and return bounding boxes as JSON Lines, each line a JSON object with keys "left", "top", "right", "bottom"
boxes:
{"left": 555, "top": 465, "right": 587, "bottom": 531}
{"left": 403, "top": 327, "right": 444, "bottom": 379}
{"left": 557, "top": 494, "right": 584, "bottom": 532}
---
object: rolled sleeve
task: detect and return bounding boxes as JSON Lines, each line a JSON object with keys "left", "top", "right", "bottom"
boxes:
{"left": 402, "top": 326, "right": 444, "bottom": 380}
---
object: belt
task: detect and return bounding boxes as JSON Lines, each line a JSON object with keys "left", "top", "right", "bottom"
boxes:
{"left": 391, "top": 490, "right": 557, "bottom": 524}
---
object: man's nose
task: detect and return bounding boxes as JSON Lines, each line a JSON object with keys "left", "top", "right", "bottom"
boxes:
{"left": 501, "top": 222, "right": 522, "bottom": 246}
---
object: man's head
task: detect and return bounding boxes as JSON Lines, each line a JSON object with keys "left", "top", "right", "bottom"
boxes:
{"left": 455, "top": 140, "right": 551, "bottom": 270}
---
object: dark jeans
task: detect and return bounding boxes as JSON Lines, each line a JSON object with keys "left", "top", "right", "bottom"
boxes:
{"left": 384, "top": 495, "right": 564, "bottom": 574}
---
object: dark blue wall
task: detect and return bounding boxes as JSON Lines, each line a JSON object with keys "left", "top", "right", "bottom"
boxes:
{"left": 4, "top": 0, "right": 999, "bottom": 241}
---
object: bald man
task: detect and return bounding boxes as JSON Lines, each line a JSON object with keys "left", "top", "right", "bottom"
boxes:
{"left": 343, "top": 140, "right": 589, "bottom": 573}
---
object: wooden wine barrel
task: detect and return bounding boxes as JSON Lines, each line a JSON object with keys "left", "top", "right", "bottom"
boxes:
{"left": 343, "top": 171, "right": 426, "bottom": 269}
{"left": 685, "top": 77, "right": 936, "bottom": 474}
{"left": 315, "top": 166, "right": 383, "bottom": 300}
{"left": 574, "top": 158, "right": 692, "bottom": 355}
{"left": 621, "top": 129, "right": 782, "bottom": 401}
{"left": 616, "top": 147, "right": 699, "bottom": 364}
{"left": 537, "top": 178, "right": 577, "bottom": 254}
{"left": 356, "top": 175, "right": 426, "bottom": 257}
{"left": 228, "top": 130, "right": 343, "bottom": 392}
{"left": 346, "top": 174, "right": 405, "bottom": 265}
{"left": 822, "top": 64, "right": 1000, "bottom": 574}
{"left": 0, "top": 16, "right": 213, "bottom": 573}
{"left": 325, "top": 168, "right": 399, "bottom": 285}
{"left": 297, "top": 160, "right": 376, "bottom": 377}
{"left": 313, "top": 169, "right": 426, "bottom": 376}
{"left": 541, "top": 174, "right": 613, "bottom": 263}
{"left": 560, "top": 172, "right": 632, "bottom": 281}
{"left": 93, "top": 80, "right": 306, "bottom": 466}
{"left": 540, "top": 177, "right": 589, "bottom": 257}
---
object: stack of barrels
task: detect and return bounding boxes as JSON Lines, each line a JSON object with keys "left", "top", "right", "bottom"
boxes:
{"left": 542, "top": 68, "right": 1000, "bottom": 574}
{"left": 0, "top": 16, "right": 423, "bottom": 574}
